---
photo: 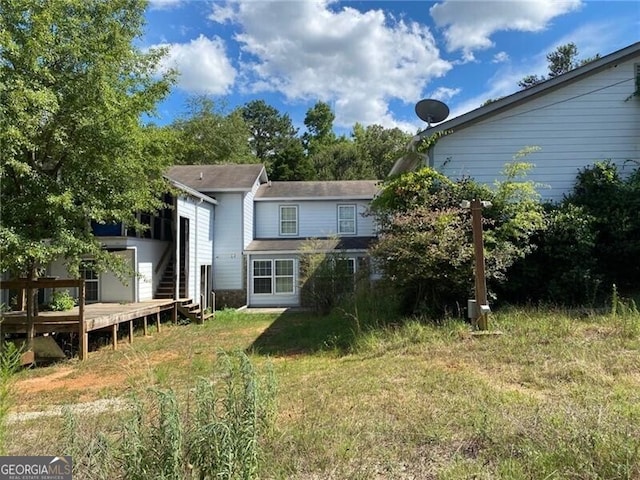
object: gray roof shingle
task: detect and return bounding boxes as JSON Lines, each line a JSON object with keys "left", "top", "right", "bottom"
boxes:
{"left": 245, "top": 237, "right": 376, "bottom": 253}
{"left": 255, "top": 180, "right": 380, "bottom": 200}
{"left": 166, "top": 164, "right": 266, "bottom": 192}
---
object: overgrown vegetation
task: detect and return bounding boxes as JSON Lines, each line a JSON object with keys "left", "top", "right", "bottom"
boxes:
{"left": 370, "top": 149, "right": 545, "bottom": 317}
{"left": 7, "top": 307, "right": 640, "bottom": 479}
{"left": 501, "top": 160, "right": 640, "bottom": 305}
{"left": 0, "top": 342, "right": 23, "bottom": 454}
{"left": 55, "top": 352, "right": 276, "bottom": 479}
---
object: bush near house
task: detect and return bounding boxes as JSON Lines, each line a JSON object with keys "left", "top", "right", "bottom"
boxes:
{"left": 499, "top": 161, "right": 640, "bottom": 306}
{"left": 369, "top": 154, "right": 545, "bottom": 317}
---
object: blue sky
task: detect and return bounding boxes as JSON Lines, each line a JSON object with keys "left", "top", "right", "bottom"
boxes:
{"left": 142, "top": 0, "right": 639, "bottom": 134}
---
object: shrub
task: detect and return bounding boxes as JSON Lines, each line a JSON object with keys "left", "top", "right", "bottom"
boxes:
{"left": 48, "top": 290, "right": 76, "bottom": 311}
{"left": 501, "top": 161, "right": 640, "bottom": 305}
{"left": 369, "top": 153, "right": 545, "bottom": 317}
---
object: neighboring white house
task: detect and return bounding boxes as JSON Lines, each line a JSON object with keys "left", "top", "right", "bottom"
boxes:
{"left": 246, "top": 180, "right": 379, "bottom": 307}
{"left": 391, "top": 41, "right": 640, "bottom": 202}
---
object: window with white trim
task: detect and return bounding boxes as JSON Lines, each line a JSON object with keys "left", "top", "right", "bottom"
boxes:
{"left": 81, "top": 261, "right": 99, "bottom": 302}
{"left": 275, "top": 259, "right": 295, "bottom": 293}
{"left": 337, "top": 204, "right": 356, "bottom": 235}
{"left": 253, "top": 260, "right": 272, "bottom": 294}
{"left": 253, "top": 259, "right": 296, "bottom": 295}
{"left": 279, "top": 205, "right": 298, "bottom": 236}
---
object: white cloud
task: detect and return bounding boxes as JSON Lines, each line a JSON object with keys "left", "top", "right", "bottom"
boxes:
{"left": 210, "top": 0, "right": 451, "bottom": 130}
{"left": 429, "top": 86, "right": 461, "bottom": 101}
{"left": 430, "top": 0, "right": 582, "bottom": 59}
{"left": 148, "top": 0, "right": 183, "bottom": 10}
{"left": 154, "top": 35, "right": 237, "bottom": 95}
{"left": 492, "top": 51, "right": 510, "bottom": 63}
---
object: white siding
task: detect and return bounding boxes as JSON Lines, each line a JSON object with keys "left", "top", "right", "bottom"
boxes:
{"left": 213, "top": 192, "right": 244, "bottom": 289}
{"left": 254, "top": 200, "right": 375, "bottom": 238}
{"left": 101, "top": 250, "right": 135, "bottom": 302}
{"left": 434, "top": 57, "right": 639, "bottom": 201}
{"left": 176, "top": 196, "right": 215, "bottom": 302}
{"left": 130, "top": 238, "right": 171, "bottom": 301}
{"left": 243, "top": 179, "right": 261, "bottom": 248}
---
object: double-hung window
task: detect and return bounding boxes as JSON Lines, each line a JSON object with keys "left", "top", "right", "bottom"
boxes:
{"left": 280, "top": 205, "right": 298, "bottom": 236}
{"left": 275, "top": 260, "right": 295, "bottom": 293}
{"left": 81, "top": 261, "right": 99, "bottom": 302}
{"left": 253, "top": 259, "right": 295, "bottom": 294}
{"left": 253, "top": 260, "right": 272, "bottom": 294}
{"left": 337, "top": 204, "right": 356, "bottom": 235}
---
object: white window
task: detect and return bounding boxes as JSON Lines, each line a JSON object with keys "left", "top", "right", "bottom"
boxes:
{"left": 275, "top": 260, "right": 295, "bottom": 294}
{"left": 337, "top": 204, "right": 356, "bottom": 235}
{"left": 81, "top": 261, "right": 99, "bottom": 302}
{"left": 280, "top": 205, "right": 298, "bottom": 236}
{"left": 253, "top": 260, "right": 272, "bottom": 294}
{"left": 253, "top": 259, "right": 296, "bottom": 295}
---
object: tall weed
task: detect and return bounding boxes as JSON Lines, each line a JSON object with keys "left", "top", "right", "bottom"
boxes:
{"left": 0, "top": 342, "right": 22, "bottom": 454}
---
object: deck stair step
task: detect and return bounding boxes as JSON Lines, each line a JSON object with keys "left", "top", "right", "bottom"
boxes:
{"left": 176, "top": 299, "right": 213, "bottom": 324}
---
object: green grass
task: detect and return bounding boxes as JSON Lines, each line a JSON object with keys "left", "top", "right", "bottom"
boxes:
{"left": 6, "top": 305, "right": 640, "bottom": 479}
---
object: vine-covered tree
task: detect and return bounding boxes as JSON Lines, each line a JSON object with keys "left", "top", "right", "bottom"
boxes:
{"left": 0, "top": 0, "right": 175, "bottom": 280}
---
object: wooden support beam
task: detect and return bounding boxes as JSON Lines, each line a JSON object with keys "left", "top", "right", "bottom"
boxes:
{"left": 129, "top": 320, "right": 134, "bottom": 344}
{"left": 112, "top": 324, "right": 118, "bottom": 350}
{"left": 79, "top": 282, "right": 88, "bottom": 360}
{"left": 172, "top": 302, "right": 178, "bottom": 325}
{"left": 155, "top": 312, "right": 161, "bottom": 333}
{"left": 143, "top": 315, "right": 148, "bottom": 336}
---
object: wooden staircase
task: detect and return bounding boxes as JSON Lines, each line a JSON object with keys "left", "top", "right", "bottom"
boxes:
{"left": 155, "top": 259, "right": 214, "bottom": 324}
{"left": 177, "top": 300, "right": 214, "bottom": 324}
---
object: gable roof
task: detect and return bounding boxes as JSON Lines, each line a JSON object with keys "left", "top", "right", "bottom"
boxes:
{"left": 255, "top": 180, "right": 380, "bottom": 201}
{"left": 165, "top": 164, "right": 268, "bottom": 192}
{"left": 390, "top": 41, "right": 640, "bottom": 175}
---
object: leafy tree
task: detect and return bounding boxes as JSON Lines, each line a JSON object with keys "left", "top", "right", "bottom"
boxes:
{"left": 518, "top": 43, "right": 600, "bottom": 89}
{"left": 302, "top": 101, "right": 336, "bottom": 155}
{"left": 171, "top": 96, "right": 255, "bottom": 165}
{"left": 352, "top": 123, "right": 412, "bottom": 179}
{"left": 369, "top": 152, "right": 545, "bottom": 317}
{"left": 310, "top": 139, "right": 376, "bottom": 181}
{"left": 241, "top": 99, "right": 299, "bottom": 172}
{"left": 270, "top": 137, "right": 315, "bottom": 181}
{"left": 0, "top": 0, "right": 175, "bottom": 281}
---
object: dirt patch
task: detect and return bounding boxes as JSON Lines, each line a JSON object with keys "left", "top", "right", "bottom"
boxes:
{"left": 16, "top": 369, "right": 127, "bottom": 396}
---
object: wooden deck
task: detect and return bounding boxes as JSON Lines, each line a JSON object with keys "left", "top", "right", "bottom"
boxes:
{"left": 1, "top": 278, "right": 183, "bottom": 361}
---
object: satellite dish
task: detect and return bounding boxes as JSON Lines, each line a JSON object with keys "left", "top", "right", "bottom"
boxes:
{"left": 415, "top": 99, "right": 449, "bottom": 127}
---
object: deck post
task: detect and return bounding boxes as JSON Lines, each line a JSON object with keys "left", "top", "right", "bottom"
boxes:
{"left": 26, "top": 285, "right": 35, "bottom": 353}
{"left": 143, "top": 315, "right": 148, "bottom": 336}
{"left": 155, "top": 312, "right": 161, "bottom": 333}
{"left": 78, "top": 281, "right": 87, "bottom": 360}
{"left": 200, "top": 294, "right": 205, "bottom": 324}
{"left": 112, "top": 324, "right": 118, "bottom": 350}
{"left": 172, "top": 301, "right": 178, "bottom": 325}
{"left": 129, "top": 320, "right": 134, "bottom": 344}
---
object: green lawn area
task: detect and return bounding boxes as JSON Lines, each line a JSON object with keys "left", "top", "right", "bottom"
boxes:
{"left": 6, "top": 306, "right": 640, "bottom": 479}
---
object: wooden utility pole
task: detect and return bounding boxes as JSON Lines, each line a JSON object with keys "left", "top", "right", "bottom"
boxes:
{"left": 470, "top": 199, "right": 490, "bottom": 330}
